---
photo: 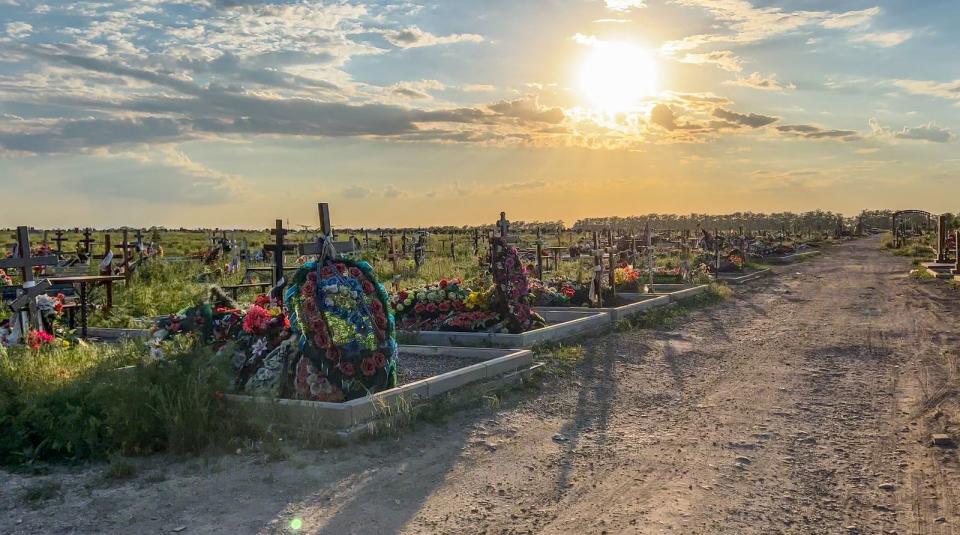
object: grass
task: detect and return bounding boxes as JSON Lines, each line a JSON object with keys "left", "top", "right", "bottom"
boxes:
{"left": 0, "top": 336, "right": 265, "bottom": 464}
{"left": 21, "top": 480, "right": 61, "bottom": 504}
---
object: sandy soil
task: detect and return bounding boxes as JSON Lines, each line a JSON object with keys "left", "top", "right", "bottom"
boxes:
{"left": 4, "top": 236, "right": 960, "bottom": 534}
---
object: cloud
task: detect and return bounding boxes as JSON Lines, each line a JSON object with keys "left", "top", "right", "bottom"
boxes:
{"left": 712, "top": 108, "right": 779, "bottom": 128}
{"left": 869, "top": 119, "right": 954, "bottom": 143}
{"left": 487, "top": 96, "right": 565, "bottom": 124}
{"left": 723, "top": 72, "right": 795, "bottom": 91}
{"left": 777, "top": 124, "right": 861, "bottom": 141}
{"left": 821, "top": 7, "right": 882, "bottom": 30}
{"left": 5, "top": 22, "right": 32, "bottom": 39}
{"left": 496, "top": 180, "right": 546, "bottom": 192}
{"left": 674, "top": 50, "right": 742, "bottom": 72}
{"left": 604, "top": 0, "right": 646, "bottom": 11}
{"left": 850, "top": 31, "right": 912, "bottom": 47}
{"left": 650, "top": 104, "right": 677, "bottom": 130}
{"left": 666, "top": 1, "right": 883, "bottom": 47}
{"left": 462, "top": 84, "right": 495, "bottom": 93}
{"left": 893, "top": 79, "right": 960, "bottom": 101}
{"left": 341, "top": 185, "right": 372, "bottom": 198}
{"left": 383, "top": 184, "right": 406, "bottom": 198}
{"left": 383, "top": 26, "right": 484, "bottom": 48}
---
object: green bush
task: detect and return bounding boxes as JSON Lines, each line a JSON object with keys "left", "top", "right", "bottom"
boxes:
{"left": 0, "top": 338, "right": 256, "bottom": 464}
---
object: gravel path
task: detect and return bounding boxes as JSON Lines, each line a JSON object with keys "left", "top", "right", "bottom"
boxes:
{"left": 3, "top": 236, "right": 960, "bottom": 534}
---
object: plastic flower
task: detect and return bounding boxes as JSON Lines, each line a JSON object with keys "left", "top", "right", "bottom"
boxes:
{"left": 340, "top": 361, "right": 355, "bottom": 376}
{"left": 26, "top": 330, "right": 54, "bottom": 350}
{"left": 360, "top": 357, "right": 376, "bottom": 376}
{"left": 242, "top": 305, "right": 271, "bottom": 334}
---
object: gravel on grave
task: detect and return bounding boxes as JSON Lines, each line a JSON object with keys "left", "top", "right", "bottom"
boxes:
{"left": 395, "top": 352, "right": 486, "bottom": 385}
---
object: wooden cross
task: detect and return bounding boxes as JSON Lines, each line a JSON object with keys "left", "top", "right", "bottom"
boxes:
{"left": 0, "top": 227, "right": 57, "bottom": 330}
{"left": 80, "top": 228, "right": 96, "bottom": 255}
{"left": 264, "top": 219, "right": 297, "bottom": 286}
{"left": 52, "top": 230, "right": 66, "bottom": 256}
{"left": 497, "top": 212, "right": 510, "bottom": 238}
{"left": 387, "top": 235, "right": 402, "bottom": 273}
{"left": 0, "top": 227, "right": 57, "bottom": 284}
{"left": 299, "top": 203, "right": 358, "bottom": 258}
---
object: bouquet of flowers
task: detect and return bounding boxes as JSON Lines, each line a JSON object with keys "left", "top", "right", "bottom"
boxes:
{"left": 0, "top": 269, "right": 13, "bottom": 287}
{"left": 529, "top": 277, "right": 587, "bottom": 306}
{"left": 614, "top": 265, "right": 642, "bottom": 288}
{"left": 391, "top": 278, "right": 471, "bottom": 331}
{"left": 653, "top": 266, "right": 684, "bottom": 281}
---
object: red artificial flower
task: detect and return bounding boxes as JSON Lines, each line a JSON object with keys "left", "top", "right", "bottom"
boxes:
{"left": 254, "top": 294, "right": 271, "bottom": 308}
{"left": 302, "top": 297, "right": 318, "bottom": 315}
{"left": 438, "top": 302, "right": 450, "bottom": 312}
{"left": 242, "top": 305, "right": 271, "bottom": 334}
{"left": 439, "top": 279, "right": 448, "bottom": 289}
{"left": 325, "top": 347, "right": 340, "bottom": 361}
{"left": 362, "top": 281, "right": 375, "bottom": 295}
{"left": 373, "top": 352, "right": 387, "bottom": 368}
{"left": 425, "top": 303, "right": 437, "bottom": 314}
{"left": 26, "top": 330, "right": 54, "bottom": 350}
{"left": 340, "top": 361, "right": 355, "bottom": 376}
{"left": 301, "top": 280, "right": 316, "bottom": 297}
{"left": 398, "top": 291, "right": 408, "bottom": 301}
{"left": 213, "top": 390, "right": 225, "bottom": 399}
{"left": 335, "top": 263, "right": 347, "bottom": 274}
{"left": 313, "top": 329, "right": 331, "bottom": 349}
{"left": 307, "top": 271, "right": 318, "bottom": 283}
{"left": 360, "top": 357, "right": 377, "bottom": 376}
{"left": 414, "top": 303, "right": 426, "bottom": 314}
{"left": 283, "top": 317, "right": 291, "bottom": 329}
{"left": 320, "top": 266, "right": 334, "bottom": 278}
{"left": 368, "top": 299, "right": 383, "bottom": 313}
{"left": 373, "top": 311, "right": 387, "bottom": 329}
{"left": 348, "top": 267, "right": 362, "bottom": 278}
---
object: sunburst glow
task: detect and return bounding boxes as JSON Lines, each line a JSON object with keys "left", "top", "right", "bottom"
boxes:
{"left": 579, "top": 42, "right": 657, "bottom": 112}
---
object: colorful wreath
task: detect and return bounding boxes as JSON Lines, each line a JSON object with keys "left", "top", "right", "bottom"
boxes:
{"left": 285, "top": 259, "right": 398, "bottom": 402}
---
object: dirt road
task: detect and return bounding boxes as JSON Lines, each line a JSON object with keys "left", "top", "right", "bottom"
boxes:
{"left": 5, "top": 236, "right": 960, "bottom": 534}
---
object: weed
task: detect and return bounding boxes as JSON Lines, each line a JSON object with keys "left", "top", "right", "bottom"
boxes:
{"left": 104, "top": 456, "right": 137, "bottom": 480}
{"left": 22, "top": 480, "right": 61, "bottom": 504}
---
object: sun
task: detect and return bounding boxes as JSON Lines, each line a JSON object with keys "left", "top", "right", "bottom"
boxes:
{"left": 578, "top": 42, "right": 657, "bottom": 112}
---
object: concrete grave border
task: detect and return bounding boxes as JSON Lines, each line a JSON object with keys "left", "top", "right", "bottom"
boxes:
{"left": 226, "top": 345, "right": 535, "bottom": 430}
{"left": 398, "top": 309, "right": 609, "bottom": 347}
{"left": 716, "top": 268, "right": 772, "bottom": 285}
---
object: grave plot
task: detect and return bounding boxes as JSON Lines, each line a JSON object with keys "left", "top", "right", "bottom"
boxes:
{"left": 392, "top": 213, "right": 609, "bottom": 347}
{"left": 228, "top": 345, "right": 536, "bottom": 433}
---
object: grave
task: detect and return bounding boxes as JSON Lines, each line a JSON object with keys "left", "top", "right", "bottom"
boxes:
{"left": 398, "top": 308, "right": 609, "bottom": 347}
{"left": 226, "top": 346, "right": 537, "bottom": 433}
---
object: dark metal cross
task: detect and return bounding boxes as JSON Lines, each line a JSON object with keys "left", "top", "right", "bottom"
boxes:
{"left": 299, "top": 203, "right": 357, "bottom": 258}
{"left": 53, "top": 230, "right": 66, "bottom": 256}
{"left": 264, "top": 219, "right": 296, "bottom": 286}
{"left": 80, "top": 228, "right": 96, "bottom": 254}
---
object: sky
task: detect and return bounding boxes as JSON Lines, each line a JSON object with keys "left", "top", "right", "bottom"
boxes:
{"left": 0, "top": 0, "right": 958, "bottom": 229}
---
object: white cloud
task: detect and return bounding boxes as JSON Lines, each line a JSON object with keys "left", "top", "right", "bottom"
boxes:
{"left": 723, "top": 72, "right": 795, "bottom": 91}
{"left": 850, "top": 30, "right": 912, "bottom": 47}
{"left": 893, "top": 79, "right": 960, "bottom": 100}
{"left": 5, "top": 22, "right": 32, "bottom": 39}
{"left": 604, "top": 0, "right": 646, "bottom": 11}
{"left": 870, "top": 119, "right": 954, "bottom": 143}
{"left": 383, "top": 26, "right": 484, "bottom": 48}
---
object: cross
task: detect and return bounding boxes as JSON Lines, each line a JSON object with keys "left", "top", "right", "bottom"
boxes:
{"left": 299, "top": 203, "right": 358, "bottom": 258}
{"left": 53, "top": 230, "right": 66, "bottom": 256}
{"left": 80, "top": 228, "right": 96, "bottom": 255}
{"left": 264, "top": 219, "right": 297, "bottom": 286}
{"left": 497, "top": 212, "right": 510, "bottom": 238}
{"left": 0, "top": 227, "right": 57, "bottom": 284}
{"left": 0, "top": 227, "right": 57, "bottom": 330}
{"left": 386, "top": 235, "right": 402, "bottom": 273}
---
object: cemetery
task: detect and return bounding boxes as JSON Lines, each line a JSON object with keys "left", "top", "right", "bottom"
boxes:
{"left": 0, "top": 205, "right": 865, "bottom": 459}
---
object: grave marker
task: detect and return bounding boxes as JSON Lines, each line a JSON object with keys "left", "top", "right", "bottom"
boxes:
{"left": 0, "top": 227, "right": 57, "bottom": 330}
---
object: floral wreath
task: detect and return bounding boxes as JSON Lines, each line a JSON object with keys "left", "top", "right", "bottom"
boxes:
{"left": 489, "top": 236, "right": 542, "bottom": 334}
{"left": 285, "top": 258, "right": 398, "bottom": 402}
